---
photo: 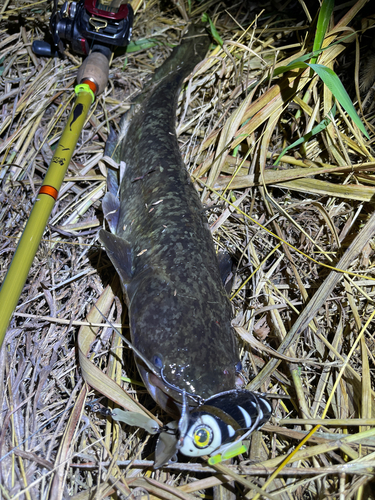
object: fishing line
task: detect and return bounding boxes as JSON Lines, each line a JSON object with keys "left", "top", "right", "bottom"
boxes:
{"left": 93, "top": 304, "right": 160, "bottom": 376}
{"left": 159, "top": 367, "right": 203, "bottom": 406}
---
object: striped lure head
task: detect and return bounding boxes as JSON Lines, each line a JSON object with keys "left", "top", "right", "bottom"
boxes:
{"left": 154, "top": 389, "right": 272, "bottom": 467}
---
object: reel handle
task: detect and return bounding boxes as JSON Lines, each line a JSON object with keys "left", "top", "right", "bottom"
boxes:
{"left": 32, "top": 40, "right": 59, "bottom": 57}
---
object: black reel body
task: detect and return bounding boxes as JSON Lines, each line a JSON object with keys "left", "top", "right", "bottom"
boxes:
{"left": 33, "top": 0, "right": 133, "bottom": 57}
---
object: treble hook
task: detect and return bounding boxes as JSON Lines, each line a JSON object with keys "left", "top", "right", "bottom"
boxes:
{"left": 176, "top": 390, "right": 189, "bottom": 450}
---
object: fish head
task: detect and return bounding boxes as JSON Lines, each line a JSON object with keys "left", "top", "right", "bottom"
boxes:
{"left": 127, "top": 270, "right": 241, "bottom": 411}
{"left": 129, "top": 298, "right": 241, "bottom": 413}
{"left": 160, "top": 359, "right": 239, "bottom": 402}
{"left": 135, "top": 359, "right": 243, "bottom": 421}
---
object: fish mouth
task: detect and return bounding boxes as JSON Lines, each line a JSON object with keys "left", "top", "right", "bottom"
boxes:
{"left": 138, "top": 358, "right": 245, "bottom": 415}
{"left": 148, "top": 372, "right": 201, "bottom": 416}
{"left": 136, "top": 365, "right": 189, "bottom": 417}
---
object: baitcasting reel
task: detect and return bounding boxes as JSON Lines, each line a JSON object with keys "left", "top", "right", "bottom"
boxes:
{"left": 32, "top": 0, "right": 133, "bottom": 58}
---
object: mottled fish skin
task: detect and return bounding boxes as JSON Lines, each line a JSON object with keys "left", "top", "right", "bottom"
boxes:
{"left": 100, "top": 23, "right": 240, "bottom": 411}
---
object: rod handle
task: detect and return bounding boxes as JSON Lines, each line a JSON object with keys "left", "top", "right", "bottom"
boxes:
{"left": 77, "top": 51, "right": 109, "bottom": 95}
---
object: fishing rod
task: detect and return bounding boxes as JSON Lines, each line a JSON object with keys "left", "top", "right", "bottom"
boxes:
{"left": 0, "top": 0, "right": 133, "bottom": 350}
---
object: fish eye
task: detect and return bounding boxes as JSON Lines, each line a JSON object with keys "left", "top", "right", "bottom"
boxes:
{"left": 193, "top": 424, "right": 213, "bottom": 449}
{"left": 152, "top": 355, "right": 163, "bottom": 369}
{"left": 235, "top": 361, "right": 242, "bottom": 372}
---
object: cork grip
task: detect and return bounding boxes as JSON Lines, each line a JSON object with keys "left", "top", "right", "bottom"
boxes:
{"left": 77, "top": 51, "right": 109, "bottom": 95}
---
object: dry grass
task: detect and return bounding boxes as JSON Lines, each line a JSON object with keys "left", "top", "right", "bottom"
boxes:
{"left": 1, "top": 0, "right": 375, "bottom": 498}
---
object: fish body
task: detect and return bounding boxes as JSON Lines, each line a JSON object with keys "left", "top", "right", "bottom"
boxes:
{"left": 100, "top": 23, "right": 239, "bottom": 413}
{"left": 100, "top": 23, "right": 272, "bottom": 465}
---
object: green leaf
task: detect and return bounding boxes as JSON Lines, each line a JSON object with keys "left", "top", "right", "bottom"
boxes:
{"left": 309, "top": 63, "right": 369, "bottom": 138}
{"left": 312, "top": 0, "right": 334, "bottom": 65}
{"left": 272, "top": 61, "right": 369, "bottom": 139}
{"left": 202, "top": 13, "right": 223, "bottom": 47}
{"left": 273, "top": 104, "right": 336, "bottom": 166}
{"left": 273, "top": 60, "right": 308, "bottom": 77}
{"left": 273, "top": 33, "right": 353, "bottom": 77}
{"left": 126, "top": 38, "right": 160, "bottom": 53}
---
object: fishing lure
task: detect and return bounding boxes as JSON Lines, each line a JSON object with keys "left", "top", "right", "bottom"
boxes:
{"left": 154, "top": 390, "right": 272, "bottom": 467}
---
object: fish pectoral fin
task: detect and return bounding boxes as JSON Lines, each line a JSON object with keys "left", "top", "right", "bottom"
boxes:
{"left": 102, "top": 192, "right": 120, "bottom": 234}
{"left": 104, "top": 126, "right": 119, "bottom": 159}
{"left": 99, "top": 229, "right": 132, "bottom": 285}
{"left": 217, "top": 250, "right": 235, "bottom": 293}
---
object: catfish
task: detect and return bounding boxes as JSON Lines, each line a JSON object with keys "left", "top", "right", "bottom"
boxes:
{"left": 100, "top": 22, "right": 241, "bottom": 416}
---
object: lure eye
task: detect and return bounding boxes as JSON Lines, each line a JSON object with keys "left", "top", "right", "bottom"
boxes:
{"left": 179, "top": 415, "right": 222, "bottom": 457}
{"left": 193, "top": 425, "right": 213, "bottom": 449}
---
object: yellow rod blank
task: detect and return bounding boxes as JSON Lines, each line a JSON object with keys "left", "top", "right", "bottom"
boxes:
{"left": 0, "top": 88, "right": 93, "bottom": 348}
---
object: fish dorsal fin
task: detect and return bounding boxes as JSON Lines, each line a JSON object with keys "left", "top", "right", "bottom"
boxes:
{"left": 99, "top": 229, "right": 132, "bottom": 286}
{"left": 102, "top": 192, "right": 120, "bottom": 234}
